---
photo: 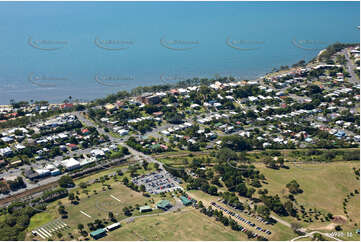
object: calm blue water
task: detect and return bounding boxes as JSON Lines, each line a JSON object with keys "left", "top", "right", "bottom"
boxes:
{"left": 0, "top": 1, "right": 359, "bottom": 104}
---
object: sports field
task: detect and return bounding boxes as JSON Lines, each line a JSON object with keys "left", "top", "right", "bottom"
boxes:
{"left": 26, "top": 165, "right": 172, "bottom": 240}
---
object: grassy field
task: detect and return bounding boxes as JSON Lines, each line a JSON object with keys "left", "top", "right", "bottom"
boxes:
{"left": 24, "top": 157, "right": 360, "bottom": 241}
{"left": 26, "top": 165, "right": 170, "bottom": 240}
{"left": 256, "top": 161, "right": 360, "bottom": 238}
{"left": 188, "top": 190, "right": 298, "bottom": 241}
{"left": 102, "top": 209, "right": 249, "bottom": 241}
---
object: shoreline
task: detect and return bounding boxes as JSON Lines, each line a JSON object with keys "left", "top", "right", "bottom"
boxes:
{"left": 0, "top": 44, "right": 357, "bottom": 106}
{"left": 0, "top": 74, "right": 266, "bottom": 106}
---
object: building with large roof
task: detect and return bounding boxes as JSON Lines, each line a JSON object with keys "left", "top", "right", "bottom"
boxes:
{"left": 106, "top": 222, "right": 120, "bottom": 231}
{"left": 60, "top": 158, "right": 80, "bottom": 171}
{"left": 156, "top": 200, "right": 171, "bottom": 210}
{"left": 180, "top": 195, "right": 192, "bottom": 206}
{"left": 90, "top": 228, "right": 106, "bottom": 239}
{"left": 139, "top": 205, "right": 152, "bottom": 213}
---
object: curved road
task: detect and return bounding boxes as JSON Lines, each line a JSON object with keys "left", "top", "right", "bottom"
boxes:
{"left": 291, "top": 231, "right": 341, "bottom": 241}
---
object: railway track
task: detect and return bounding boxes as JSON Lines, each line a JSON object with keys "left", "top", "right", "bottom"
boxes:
{"left": 0, "top": 180, "right": 59, "bottom": 207}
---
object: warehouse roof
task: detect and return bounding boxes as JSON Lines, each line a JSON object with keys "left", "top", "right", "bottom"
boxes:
{"left": 60, "top": 158, "right": 80, "bottom": 168}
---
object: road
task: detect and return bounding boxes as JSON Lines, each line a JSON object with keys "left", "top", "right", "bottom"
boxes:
{"left": 291, "top": 230, "right": 341, "bottom": 241}
{"left": 74, "top": 112, "right": 181, "bottom": 187}
{"left": 270, "top": 215, "right": 292, "bottom": 228}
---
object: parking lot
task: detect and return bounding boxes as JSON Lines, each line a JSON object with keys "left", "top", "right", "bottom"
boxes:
{"left": 132, "top": 171, "right": 182, "bottom": 194}
{"left": 211, "top": 201, "right": 272, "bottom": 237}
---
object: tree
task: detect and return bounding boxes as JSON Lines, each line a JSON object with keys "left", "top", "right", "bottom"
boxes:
{"left": 236, "top": 183, "right": 248, "bottom": 197}
{"left": 58, "top": 205, "right": 67, "bottom": 218}
{"left": 286, "top": 180, "right": 302, "bottom": 194}
{"left": 68, "top": 193, "right": 75, "bottom": 204}
{"left": 284, "top": 200, "right": 297, "bottom": 217}
{"left": 116, "top": 169, "right": 123, "bottom": 176}
{"left": 221, "top": 135, "right": 251, "bottom": 152}
{"left": 335, "top": 225, "right": 342, "bottom": 231}
{"left": 108, "top": 212, "right": 116, "bottom": 222}
{"left": 208, "top": 185, "right": 218, "bottom": 196}
{"left": 79, "top": 182, "right": 87, "bottom": 189}
{"left": 122, "top": 177, "right": 129, "bottom": 186}
{"left": 142, "top": 161, "right": 149, "bottom": 170}
{"left": 123, "top": 207, "right": 132, "bottom": 216}
{"left": 77, "top": 224, "right": 84, "bottom": 231}
{"left": 256, "top": 205, "right": 270, "bottom": 219}
{"left": 312, "top": 233, "right": 326, "bottom": 241}
{"left": 58, "top": 175, "right": 74, "bottom": 188}
{"left": 246, "top": 188, "right": 255, "bottom": 198}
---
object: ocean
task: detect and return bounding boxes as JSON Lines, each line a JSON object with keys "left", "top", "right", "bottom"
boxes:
{"left": 0, "top": 1, "right": 359, "bottom": 104}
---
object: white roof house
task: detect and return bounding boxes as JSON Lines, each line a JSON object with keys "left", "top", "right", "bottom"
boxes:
{"left": 15, "top": 144, "right": 26, "bottom": 150}
{"left": 91, "top": 149, "right": 105, "bottom": 157}
{"left": 1, "top": 137, "right": 13, "bottom": 143}
{"left": 161, "top": 130, "right": 170, "bottom": 136}
{"left": 118, "top": 129, "right": 129, "bottom": 136}
{"left": 0, "top": 147, "right": 12, "bottom": 157}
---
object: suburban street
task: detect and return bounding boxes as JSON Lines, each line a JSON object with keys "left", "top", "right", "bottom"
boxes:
{"left": 74, "top": 112, "right": 181, "bottom": 187}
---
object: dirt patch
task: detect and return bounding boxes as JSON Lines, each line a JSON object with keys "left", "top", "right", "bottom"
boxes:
{"left": 308, "top": 215, "right": 348, "bottom": 231}
{"left": 309, "top": 223, "right": 337, "bottom": 231}
{"left": 332, "top": 215, "right": 347, "bottom": 224}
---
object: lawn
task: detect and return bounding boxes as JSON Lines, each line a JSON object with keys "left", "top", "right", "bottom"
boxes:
{"left": 102, "top": 209, "right": 249, "bottom": 241}
{"left": 256, "top": 161, "right": 360, "bottom": 234}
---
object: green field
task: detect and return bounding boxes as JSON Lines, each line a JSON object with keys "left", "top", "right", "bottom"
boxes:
{"left": 102, "top": 209, "right": 249, "bottom": 241}
{"left": 25, "top": 159, "right": 360, "bottom": 241}
{"left": 256, "top": 161, "right": 360, "bottom": 238}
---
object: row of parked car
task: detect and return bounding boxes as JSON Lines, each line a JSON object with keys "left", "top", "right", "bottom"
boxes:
{"left": 211, "top": 202, "right": 272, "bottom": 236}
{"left": 222, "top": 200, "right": 270, "bottom": 225}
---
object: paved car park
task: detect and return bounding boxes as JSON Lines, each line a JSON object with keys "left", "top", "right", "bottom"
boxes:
{"left": 132, "top": 171, "right": 182, "bottom": 194}
{"left": 211, "top": 202, "right": 272, "bottom": 237}
{"left": 222, "top": 200, "right": 270, "bottom": 225}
